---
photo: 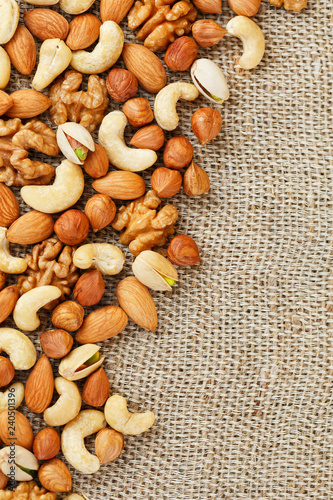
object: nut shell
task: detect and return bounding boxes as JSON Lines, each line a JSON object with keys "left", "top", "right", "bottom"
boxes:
{"left": 95, "top": 428, "right": 124, "bottom": 463}
{"left": 40, "top": 329, "right": 73, "bottom": 359}
{"left": 73, "top": 270, "right": 105, "bottom": 306}
{"left": 38, "top": 458, "right": 72, "bottom": 493}
{"left": 167, "top": 235, "right": 200, "bottom": 266}
{"left": 106, "top": 68, "right": 138, "bottom": 102}
{"left": 151, "top": 167, "right": 182, "bottom": 198}
{"left": 0, "top": 410, "right": 34, "bottom": 449}
{"left": 82, "top": 367, "right": 110, "bottom": 407}
{"left": 33, "top": 428, "right": 61, "bottom": 460}
{"left": 54, "top": 209, "right": 89, "bottom": 246}
{"left": 52, "top": 301, "right": 85, "bottom": 332}
{"left": 191, "top": 107, "right": 222, "bottom": 145}
{"left": 123, "top": 98, "right": 153, "bottom": 128}
{"left": 192, "top": 19, "right": 227, "bottom": 47}
{"left": 25, "top": 355, "right": 55, "bottom": 414}
{"left": 163, "top": 136, "right": 193, "bottom": 170}
{"left": 0, "top": 356, "right": 14, "bottom": 387}
{"left": 183, "top": 161, "right": 210, "bottom": 197}
{"left": 85, "top": 194, "right": 116, "bottom": 233}
{"left": 0, "top": 183, "right": 20, "bottom": 227}
{"left": 129, "top": 125, "right": 165, "bottom": 151}
{"left": 165, "top": 36, "right": 198, "bottom": 71}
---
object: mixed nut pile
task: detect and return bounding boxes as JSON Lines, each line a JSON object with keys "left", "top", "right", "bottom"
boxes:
{"left": 0, "top": 0, "right": 306, "bottom": 496}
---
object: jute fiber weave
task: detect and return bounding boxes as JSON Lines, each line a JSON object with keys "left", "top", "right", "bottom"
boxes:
{"left": 5, "top": 0, "right": 333, "bottom": 498}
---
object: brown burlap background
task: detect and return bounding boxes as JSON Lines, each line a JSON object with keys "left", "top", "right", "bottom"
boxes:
{"left": 3, "top": 0, "right": 333, "bottom": 498}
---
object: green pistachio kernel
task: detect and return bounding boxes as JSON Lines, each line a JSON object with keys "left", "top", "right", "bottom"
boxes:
{"left": 75, "top": 148, "right": 88, "bottom": 161}
{"left": 85, "top": 352, "right": 100, "bottom": 366}
{"left": 163, "top": 277, "right": 175, "bottom": 287}
{"left": 17, "top": 465, "right": 35, "bottom": 477}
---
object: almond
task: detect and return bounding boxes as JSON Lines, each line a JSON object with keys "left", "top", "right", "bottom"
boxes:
{"left": 227, "top": 0, "right": 261, "bottom": 16}
{"left": 25, "top": 354, "right": 54, "bottom": 414}
{"left": 95, "top": 428, "right": 124, "bottom": 463}
{"left": 0, "top": 285, "right": 19, "bottom": 324}
{"left": 0, "top": 183, "right": 19, "bottom": 227}
{"left": 40, "top": 329, "right": 74, "bottom": 359}
{"left": 6, "top": 211, "right": 54, "bottom": 244}
{"left": 73, "top": 270, "right": 105, "bottom": 306}
{"left": 0, "top": 410, "right": 34, "bottom": 449}
{"left": 92, "top": 171, "right": 146, "bottom": 200}
{"left": 0, "top": 356, "right": 14, "bottom": 387}
{"left": 5, "top": 25, "right": 36, "bottom": 75}
{"left": 24, "top": 9, "right": 69, "bottom": 41}
{"left": 38, "top": 458, "right": 72, "bottom": 493}
{"left": 116, "top": 277, "right": 158, "bottom": 330}
{"left": 66, "top": 13, "right": 101, "bottom": 51}
{"left": 6, "top": 90, "right": 51, "bottom": 119}
{"left": 82, "top": 367, "right": 110, "bottom": 407}
{"left": 100, "top": 0, "right": 134, "bottom": 23}
{"left": 33, "top": 428, "right": 61, "bottom": 461}
{"left": 76, "top": 305, "right": 128, "bottom": 344}
{"left": 0, "top": 90, "right": 13, "bottom": 116}
{"left": 122, "top": 43, "right": 167, "bottom": 94}
{"left": 83, "top": 144, "right": 109, "bottom": 179}
{"left": 192, "top": 0, "right": 222, "bottom": 13}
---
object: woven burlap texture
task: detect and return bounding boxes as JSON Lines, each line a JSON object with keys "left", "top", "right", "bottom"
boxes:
{"left": 3, "top": 0, "right": 332, "bottom": 498}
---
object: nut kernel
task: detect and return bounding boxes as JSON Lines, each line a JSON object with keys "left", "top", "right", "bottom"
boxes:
{"left": 51, "top": 301, "right": 84, "bottom": 332}
{"left": 167, "top": 235, "right": 200, "bottom": 267}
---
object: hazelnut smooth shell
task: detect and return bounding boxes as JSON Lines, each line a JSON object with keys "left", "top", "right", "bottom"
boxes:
{"left": 163, "top": 136, "right": 193, "bottom": 170}
{"left": 54, "top": 209, "right": 89, "bottom": 246}
{"left": 151, "top": 167, "right": 182, "bottom": 198}
{"left": 191, "top": 107, "right": 222, "bottom": 145}
{"left": 167, "top": 235, "right": 200, "bottom": 266}
{"left": 164, "top": 36, "right": 198, "bottom": 71}
{"left": 106, "top": 67, "right": 138, "bottom": 102}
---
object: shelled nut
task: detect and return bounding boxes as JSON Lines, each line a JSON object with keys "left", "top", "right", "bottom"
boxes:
{"left": 51, "top": 301, "right": 84, "bottom": 332}
{"left": 167, "top": 235, "right": 200, "bottom": 266}
{"left": 163, "top": 136, "right": 193, "bottom": 170}
{"left": 151, "top": 167, "right": 182, "bottom": 198}
{"left": 123, "top": 98, "right": 154, "bottom": 127}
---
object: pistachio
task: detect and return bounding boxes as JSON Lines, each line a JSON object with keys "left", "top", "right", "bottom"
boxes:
{"left": 190, "top": 58, "right": 229, "bottom": 105}
{"left": 57, "top": 122, "right": 95, "bottom": 165}
{"left": 0, "top": 445, "right": 39, "bottom": 481}
{"left": 59, "top": 344, "right": 104, "bottom": 381}
{"left": 132, "top": 250, "right": 178, "bottom": 292}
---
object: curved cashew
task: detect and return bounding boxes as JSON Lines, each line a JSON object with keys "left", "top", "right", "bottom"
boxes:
{"left": 73, "top": 243, "right": 125, "bottom": 275}
{"left": 0, "top": 0, "right": 19, "bottom": 45}
{"left": 71, "top": 22, "right": 124, "bottom": 74}
{"left": 0, "top": 227, "right": 27, "bottom": 274}
{"left": 59, "top": 0, "right": 94, "bottom": 13}
{"left": 98, "top": 111, "right": 157, "bottom": 172}
{"left": 104, "top": 395, "right": 155, "bottom": 435}
{"left": 44, "top": 377, "right": 81, "bottom": 427}
{"left": 0, "top": 382, "right": 24, "bottom": 412}
{"left": 13, "top": 286, "right": 61, "bottom": 331}
{"left": 0, "top": 328, "right": 36, "bottom": 369}
{"left": 226, "top": 16, "right": 265, "bottom": 70}
{"left": 0, "top": 445, "right": 39, "bottom": 481}
{"left": 61, "top": 410, "right": 106, "bottom": 474}
{"left": 24, "top": 0, "right": 58, "bottom": 4}
{"left": 0, "top": 47, "right": 10, "bottom": 89}
{"left": 21, "top": 160, "right": 84, "bottom": 214}
{"left": 32, "top": 39, "right": 72, "bottom": 91}
{"left": 154, "top": 82, "right": 199, "bottom": 131}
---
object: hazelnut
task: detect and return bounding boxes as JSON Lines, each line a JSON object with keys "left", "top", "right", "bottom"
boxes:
{"left": 38, "top": 458, "right": 72, "bottom": 493}
{"left": 33, "top": 428, "right": 61, "bottom": 460}
{"left": 191, "top": 107, "right": 222, "bottom": 145}
{"left": 192, "top": 20, "right": 227, "bottom": 48}
{"left": 129, "top": 125, "right": 165, "bottom": 151}
{"left": 73, "top": 270, "right": 105, "bottom": 306}
{"left": 54, "top": 210, "right": 89, "bottom": 246}
{"left": 0, "top": 272, "right": 6, "bottom": 291}
{"left": 95, "top": 428, "right": 124, "bottom": 464}
{"left": 85, "top": 194, "right": 116, "bottom": 233}
{"left": 51, "top": 301, "right": 84, "bottom": 332}
{"left": 151, "top": 167, "right": 182, "bottom": 198}
{"left": 106, "top": 68, "right": 138, "bottom": 103}
{"left": 83, "top": 144, "right": 109, "bottom": 179}
{"left": 167, "top": 235, "right": 200, "bottom": 266}
{"left": 123, "top": 98, "right": 154, "bottom": 127}
{"left": 40, "top": 329, "right": 73, "bottom": 359}
{"left": 0, "top": 356, "right": 14, "bottom": 387}
{"left": 163, "top": 136, "right": 193, "bottom": 170}
{"left": 183, "top": 161, "right": 210, "bottom": 197}
{"left": 227, "top": 0, "right": 261, "bottom": 17}
{"left": 164, "top": 36, "right": 198, "bottom": 71}
{"left": 82, "top": 367, "right": 109, "bottom": 407}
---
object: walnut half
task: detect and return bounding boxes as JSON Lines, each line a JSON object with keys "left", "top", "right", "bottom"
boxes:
{"left": 0, "top": 481, "right": 56, "bottom": 500}
{"left": 270, "top": 0, "right": 307, "bottom": 11}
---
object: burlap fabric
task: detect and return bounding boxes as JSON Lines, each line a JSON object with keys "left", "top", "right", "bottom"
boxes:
{"left": 3, "top": 0, "right": 332, "bottom": 498}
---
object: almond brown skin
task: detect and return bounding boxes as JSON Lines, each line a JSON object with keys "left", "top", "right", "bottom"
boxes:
{"left": 5, "top": 25, "right": 36, "bottom": 75}
{"left": 82, "top": 367, "right": 110, "bottom": 407}
{"left": 0, "top": 183, "right": 19, "bottom": 227}
{"left": 76, "top": 305, "right": 128, "bottom": 343}
{"left": 116, "top": 277, "right": 158, "bottom": 331}
{"left": 122, "top": 43, "right": 167, "bottom": 94}
{"left": 0, "top": 470, "right": 8, "bottom": 489}
{"left": 6, "top": 211, "right": 54, "bottom": 244}
{"left": 95, "top": 428, "right": 124, "bottom": 463}
{"left": 33, "top": 428, "right": 61, "bottom": 461}
{"left": 25, "top": 354, "right": 54, "bottom": 414}
{"left": 165, "top": 37, "right": 198, "bottom": 71}
{"left": 0, "top": 272, "right": 6, "bottom": 292}
{"left": 83, "top": 144, "right": 109, "bottom": 179}
{"left": 0, "top": 285, "right": 19, "bottom": 325}
{"left": 38, "top": 458, "right": 72, "bottom": 493}
{"left": 0, "top": 90, "right": 13, "bottom": 116}
{"left": 24, "top": 9, "right": 69, "bottom": 41}
{"left": 0, "top": 410, "right": 34, "bottom": 449}
{"left": 73, "top": 270, "right": 105, "bottom": 306}
{"left": 66, "top": 13, "right": 101, "bottom": 50}
{"left": 40, "top": 329, "right": 73, "bottom": 359}
{"left": 54, "top": 209, "right": 89, "bottom": 246}
{"left": 6, "top": 89, "right": 51, "bottom": 119}
{"left": 100, "top": 0, "right": 134, "bottom": 24}
{"left": 92, "top": 171, "right": 146, "bottom": 200}
{"left": 0, "top": 356, "right": 14, "bottom": 387}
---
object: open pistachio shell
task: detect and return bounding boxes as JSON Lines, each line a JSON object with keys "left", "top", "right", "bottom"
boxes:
{"left": 191, "top": 58, "right": 229, "bottom": 105}
{"left": 59, "top": 344, "right": 104, "bottom": 381}
{"left": 57, "top": 122, "right": 95, "bottom": 165}
{"left": 0, "top": 445, "right": 39, "bottom": 481}
{"left": 132, "top": 250, "right": 178, "bottom": 291}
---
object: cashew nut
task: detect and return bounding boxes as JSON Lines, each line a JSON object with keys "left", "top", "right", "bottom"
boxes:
{"left": 0, "top": 382, "right": 24, "bottom": 412}
{"left": 73, "top": 243, "right": 125, "bottom": 275}
{"left": 44, "top": 377, "right": 81, "bottom": 427}
{"left": 0, "top": 0, "right": 19, "bottom": 44}
{"left": 0, "top": 328, "right": 36, "bottom": 369}
{"left": 0, "top": 227, "right": 27, "bottom": 274}
{"left": 0, "top": 47, "right": 10, "bottom": 89}
{"left": 32, "top": 39, "right": 72, "bottom": 91}
{"left": 24, "top": 0, "right": 58, "bottom": 4}
{"left": 104, "top": 395, "right": 155, "bottom": 435}
{"left": 0, "top": 445, "right": 39, "bottom": 481}
{"left": 226, "top": 16, "right": 265, "bottom": 70}
{"left": 98, "top": 111, "right": 157, "bottom": 172}
{"left": 61, "top": 410, "right": 106, "bottom": 474}
{"left": 21, "top": 160, "right": 84, "bottom": 214}
{"left": 154, "top": 82, "right": 199, "bottom": 131}
{"left": 71, "top": 21, "right": 124, "bottom": 74}
{"left": 59, "top": 0, "right": 94, "bottom": 13}
{"left": 13, "top": 286, "right": 62, "bottom": 331}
